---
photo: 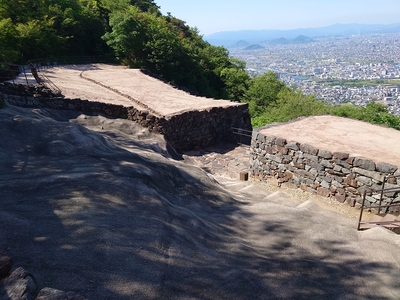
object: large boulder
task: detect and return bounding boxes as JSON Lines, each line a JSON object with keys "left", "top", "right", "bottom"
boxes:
{"left": 0, "top": 267, "right": 38, "bottom": 300}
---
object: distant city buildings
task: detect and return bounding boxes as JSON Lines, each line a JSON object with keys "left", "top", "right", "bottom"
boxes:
{"left": 230, "top": 33, "right": 400, "bottom": 115}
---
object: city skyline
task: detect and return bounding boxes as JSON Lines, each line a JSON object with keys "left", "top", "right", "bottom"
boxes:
{"left": 155, "top": 0, "right": 400, "bottom": 35}
{"left": 230, "top": 32, "right": 400, "bottom": 115}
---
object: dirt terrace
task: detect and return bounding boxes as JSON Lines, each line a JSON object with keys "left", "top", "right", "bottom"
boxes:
{"left": 40, "top": 64, "right": 241, "bottom": 117}
{"left": 260, "top": 115, "right": 400, "bottom": 168}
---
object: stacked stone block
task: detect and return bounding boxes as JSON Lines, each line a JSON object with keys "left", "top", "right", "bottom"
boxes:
{"left": 1, "top": 83, "right": 252, "bottom": 152}
{"left": 250, "top": 131, "right": 400, "bottom": 211}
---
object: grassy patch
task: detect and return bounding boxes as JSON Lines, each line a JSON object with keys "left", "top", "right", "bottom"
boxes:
{"left": 318, "top": 79, "right": 400, "bottom": 87}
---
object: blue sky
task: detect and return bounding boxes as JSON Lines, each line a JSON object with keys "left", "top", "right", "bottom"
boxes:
{"left": 155, "top": 0, "right": 400, "bottom": 35}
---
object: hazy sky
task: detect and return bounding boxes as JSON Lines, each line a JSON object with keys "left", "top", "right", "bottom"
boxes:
{"left": 155, "top": 0, "right": 400, "bottom": 35}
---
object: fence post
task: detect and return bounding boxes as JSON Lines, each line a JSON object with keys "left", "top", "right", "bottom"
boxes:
{"left": 378, "top": 176, "right": 387, "bottom": 214}
{"left": 357, "top": 190, "right": 368, "bottom": 230}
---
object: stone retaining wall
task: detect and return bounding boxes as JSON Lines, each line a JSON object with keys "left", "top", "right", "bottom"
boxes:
{"left": 0, "top": 83, "right": 252, "bottom": 151}
{"left": 250, "top": 131, "right": 400, "bottom": 211}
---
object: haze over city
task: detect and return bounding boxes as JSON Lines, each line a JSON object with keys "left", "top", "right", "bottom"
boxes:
{"left": 156, "top": 0, "right": 400, "bottom": 35}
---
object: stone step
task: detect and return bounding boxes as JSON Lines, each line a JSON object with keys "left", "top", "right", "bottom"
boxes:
{"left": 381, "top": 214, "right": 397, "bottom": 222}
{"left": 214, "top": 175, "right": 310, "bottom": 210}
{"left": 212, "top": 175, "right": 239, "bottom": 185}
{"left": 359, "top": 213, "right": 400, "bottom": 230}
{"left": 213, "top": 178, "right": 250, "bottom": 192}
{"left": 263, "top": 191, "right": 305, "bottom": 207}
{"left": 380, "top": 214, "right": 400, "bottom": 228}
{"left": 359, "top": 215, "right": 383, "bottom": 230}
{"left": 238, "top": 184, "right": 273, "bottom": 199}
{"left": 296, "top": 199, "right": 314, "bottom": 209}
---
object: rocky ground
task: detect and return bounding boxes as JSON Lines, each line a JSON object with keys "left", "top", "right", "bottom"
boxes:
{"left": 3, "top": 65, "right": 400, "bottom": 299}
{"left": 1, "top": 106, "right": 400, "bottom": 299}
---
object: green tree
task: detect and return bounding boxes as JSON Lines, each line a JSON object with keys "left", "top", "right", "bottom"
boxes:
{"left": 99, "top": 0, "right": 130, "bottom": 11}
{"left": 142, "top": 13, "right": 191, "bottom": 82}
{"left": 45, "top": 0, "right": 109, "bottom": 56}
{"left": 102, "top": 7, "right": 147, "bottom": 66}
{"left": 16, "top": 18, "right": 62, "bottom": 60}
{"left": 0, "top": 0, "right": 112, "bottom": 62}
{"left": 331, "top": 101, "right": 400, "bottom": 130}
{"left": 103, "top": 7, "right": 248, "bottom": 98}
{"left": 130, "top": 0, "right": 160, "bottom": 14}
{"left": 244, "top": 71, "right": 285, "bottom": 117}
{"left": 0, "top": 18, "right": 19, "bottom": 61}
{"left": 273, "top": 88, "right": 328, "bottom": 121}
{"left": 220, "top": 66, "right": 250, "bottom": 101}
{"left": 0, "top": 0, "right": 41, "bottom": 23}
{"left": 249, "top": 87, "right": 330, "bottom": 128}
{"left": 192, "top": 45, "right": 249, "bottom": 99}
{"left": 103, "top": 8, "right": 194, "bottom": 85}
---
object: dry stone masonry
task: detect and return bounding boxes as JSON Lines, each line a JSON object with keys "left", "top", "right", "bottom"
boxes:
{"left": 250, "top": 131, "right": 400, "bottom": 211}
{"left": 0, "top": 83, "right": 252, "bottom": 152}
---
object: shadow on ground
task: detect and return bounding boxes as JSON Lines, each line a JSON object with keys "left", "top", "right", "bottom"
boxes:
{"left": 0, "top": 107, "right": 399, "bottom": 299}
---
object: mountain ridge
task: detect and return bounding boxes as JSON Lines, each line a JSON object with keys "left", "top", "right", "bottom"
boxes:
{"left": 204, "top": 23, "right": 400, "bottom": 47}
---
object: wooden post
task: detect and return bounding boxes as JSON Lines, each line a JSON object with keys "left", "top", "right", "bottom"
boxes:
{"left": 240, "top": 171, "right": 248, "bottom": 181}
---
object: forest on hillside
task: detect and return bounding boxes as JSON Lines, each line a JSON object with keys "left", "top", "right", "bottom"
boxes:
{"left": 1, "top": 0, "right": 400, "bottom": 129}
{"left": 0, "top": 0, "right": 249, "bottom": 100}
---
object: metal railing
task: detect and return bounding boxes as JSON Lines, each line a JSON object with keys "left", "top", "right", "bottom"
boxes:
{"left": 27, "top": 61, "right": 61, "bottom": 95}
{"left": 231, "top": 127, "right": 253, "bottom": 146}
{"left": 38, "top": 72, "right": 62, "bottom": 95}
{"left": 26, "top": 55, "right": 117, "bottom": 95}
{"left": 357, "top": 174, "right": 400, "bottom": 230}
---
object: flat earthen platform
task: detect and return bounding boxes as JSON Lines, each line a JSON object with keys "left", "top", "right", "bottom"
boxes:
{"left": 259, "top": 115, "right": 400, "bottom": 167}
{"left": 41, "top": 64, "right": 240, "bottom": 117}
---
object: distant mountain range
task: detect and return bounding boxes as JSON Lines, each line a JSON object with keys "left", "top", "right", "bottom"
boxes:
{"left": 232, "top": 35, "right": 316, "bottom": 49}
{"left": 243, "top": 44, "right": 264, "bottom": 50}
{"left": 204, "top": 23, "right": 400, "bottom": 47}
{"left": 270, "top": 35, "right": 316, "bottom": 44}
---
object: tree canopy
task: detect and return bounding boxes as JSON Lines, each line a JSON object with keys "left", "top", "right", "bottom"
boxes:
{"left": 0, "top": 0, "right": 249, "bottom": 99}
{"left": 244, "top": 72, "right": 400, "bottom": 130}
